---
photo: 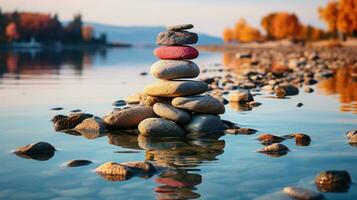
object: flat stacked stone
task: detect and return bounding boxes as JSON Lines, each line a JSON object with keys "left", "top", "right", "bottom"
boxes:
{"left": 136, "top": 24, "right": 226, "bottom": 138}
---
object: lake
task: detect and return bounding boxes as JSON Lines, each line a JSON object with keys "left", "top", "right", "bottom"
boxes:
{"left": 0, "top": 47, "right": 356, "bottom": 200}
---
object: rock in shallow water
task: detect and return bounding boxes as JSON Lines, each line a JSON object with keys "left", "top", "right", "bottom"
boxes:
{"left": 144, "top": 80, "right": 208, "bottom": 97}
{"left": 13, "top": 142, "right": 56, "bottom": 161}
{"left": 257, "top": 143, "right": 289, "bottom": 157}
{"left": 74, "top": 117, "right": 107, "bottom": 135}
{"left": 156, "top": 31, "right": 198, "bottom": 45}
{"left": 183, "top": 114, "right": 225, "bottom": 137}
{"left": 54, "top": 113, "right": 93, "bottom": 131}
{"left": 150, "top": 60, "right": 200, "bottom": 80}
{"left": 172, "top": 95, "right": 225, "bottom": 115}
{"left": 229, "top": 90, "right": 254, "bottom": 103}
{"left": 315, "top": 170, "right": 352, "bottom": 192}
{"left": 153, "top": 103, "right": 191, "bottom": 124}
{"left": 138, "top": 118, "right": 185, "bottom": 137}
{"left": 65, "top": 160, "right": 92, "bottom": 167}
{"left": 257, "top": 134, "right": 286, "bottom": 145}
{"left": 288, "top": 133, "right": 311, "bottom": 146}
{"left": 154, "top": 46, "right": 199, "bottom": 60}
{"left": 103, "top": 106, "right": 156, "bottom": 129}
{"left": 275, "top": 84, "right": 299, "bottom": 96}
{"left": 283, "top": 186, "right": 324, "bottom": 200}
{"left": 95, "top": 161, "right": 157, "bottom": 181}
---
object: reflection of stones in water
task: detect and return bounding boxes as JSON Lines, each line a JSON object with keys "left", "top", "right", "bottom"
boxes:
{"left": 315, "top": 170, "right": 352, "bottom": 193}
{"left": 230, "top": 101, "right": 252, "bottom": 111}
{"left": 317, "top": 65, "right": 357, "bottom": 115}
{"left": 107, "top": 132, "right": 142, "bottom": 150}
{"left": 155, "top": 170, "right": 201, "bottom": 200}
{"left": 139, "top": 135, "right": 225, "bottom": 168}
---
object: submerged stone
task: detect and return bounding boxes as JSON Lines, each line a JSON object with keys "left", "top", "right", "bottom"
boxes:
{"left": 315, "top": 170, "right": 352, "bottom": 192}
{"left": 13, "top": 142, "right": 56, "bottom": 161}
{"left": 283, "top": 186, "right": 324, "bottom": 200}
{"left": 54, "top": 113, "right": 93, "bottom": 131}
{"left": 65, "top": 160, "right": 93, "bottom": 167}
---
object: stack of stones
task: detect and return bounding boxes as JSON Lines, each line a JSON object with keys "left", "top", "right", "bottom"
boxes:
{"left": 137, "top": 24, "right": 226, "bottom": 138}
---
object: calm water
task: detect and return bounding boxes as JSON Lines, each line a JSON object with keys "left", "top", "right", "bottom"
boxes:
{"left": 0, "top": 48, "right": 356, "bottom": 200}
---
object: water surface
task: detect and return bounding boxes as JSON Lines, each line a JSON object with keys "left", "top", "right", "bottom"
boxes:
{"left": 0, "top": 48, "right": 356, "bottom": 200}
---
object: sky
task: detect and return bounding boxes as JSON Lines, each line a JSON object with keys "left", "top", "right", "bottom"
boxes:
{"left": 1, "top": 0, "right": 329, "bottom": 37}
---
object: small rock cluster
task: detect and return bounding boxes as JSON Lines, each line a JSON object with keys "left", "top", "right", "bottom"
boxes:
{"left": 104, "top": 24, "right": 226, "bottom": 138}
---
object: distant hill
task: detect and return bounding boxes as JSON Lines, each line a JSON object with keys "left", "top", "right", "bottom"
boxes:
{"left": 85, "top": 22, "right": 223, "bottom": 46}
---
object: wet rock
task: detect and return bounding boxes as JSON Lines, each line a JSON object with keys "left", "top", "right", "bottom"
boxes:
{"left": 275, "top": 87, "right": 286, "bottom": 98}
{"left": 283, "top": 186, "right": 324, "bottom": 200}
{"left": 54, "top": 113, "right": 93, "bottom": 131}
{"left": 143, "top": 80, "right": 208, "bottom": 97}
{"left": 112, "top": 100, "right": 126, "bottom": 107}
{"left": 236, "top": 128, "right": 257, "bottom": 135}
{"left": 257, "top": 143, "right": 289, "bottom": 157}
{"left": 74, "top": 117, "right": 107, "bottom": 135}
{"left": 51, "top": 114, "right": 68, "bottom": 123}
{"left": 229, "top": 90, "right": 254, "bottom": 103}
{"left": 95, "top": 162, "right": 134, "bottom": 181}
{"left": 257, "top": 134, "right": 286, "bottom": 145}
{"left": 172, "top": 95, "right": 225, "bottom": 115}
{"left": 96, "top": 161, "right": 157, "bottom": 181}
{"left": 275, "top": 84, "right": 299, "bottom": 96}
{"left": 140, "top": 72, "right": 148, "bottom": 76}
{"left": 154, "top": 45, "right": 199, "bottom": 60}
{"left": 153, "top": 103, "right": 191, "bottom": 124}
{"left": 70, "top": 109, "right": 81, "bottom": 113}
{"left": 167, "top": 24, "right": 194, "bottom": 31}
{"left": 65, "top": 160, "right": 92, "bottom": 167}
{"left": 297, "top": 102, "right": 303, "bottom": 107}
{"left": 13, "top": 142, "right": 56, "bottom": 161}
{"left": 103, "top": 106, "right": 156, "bottom": 129}
{"left": 156, "top": 31, "right": 198, "bottom": 45}
{"left": 51, "top": 107, "right": 63, "bottom": 110}
{"left": 150, "top": 60, "right": 200, "bottom": 80}
{"left": 304, "top": 79, "right": 318, "bottom": 85}
{"left": 304, "top": 87, "right": 314, "bottom": 93}
{"left": 248, "top": 101, "right": 262, "bottom": 107}
{"left": 289, "top": 133, "right": 311, "bottom": 146}
{"left": 348, "top": 134, "right": 357, "bottom": 146}
{"left": 184, "top": 114, "right": 225, "bottom": 137}
{"left": 315, "top": 170, "right": 351, "bottom": 192}
{"left": 138, "top": 118, "right": 185, "bottom": 137}
{"left": 345, "top": 130, "right": 357, "bottom": 139}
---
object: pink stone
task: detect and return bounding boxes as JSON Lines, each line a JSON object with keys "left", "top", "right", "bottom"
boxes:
{"left": 154, "top": 45, "right": 199, "bottom": 60}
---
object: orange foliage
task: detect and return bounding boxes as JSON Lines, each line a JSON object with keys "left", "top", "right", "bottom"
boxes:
{"left": 5, "top": 22, "right": 19, "bottom": 41}
{"left": 222, "top": 18, "right": 262, "bottom": 43}
{"left": 318, "top": 1, "right": 339, "bottom": 33}
{"left": 234, "top": 18, "right": 262, "bottom": 42}
{"left": 337, "top": 0, "right": 357, "bottom": 34}
{"left": 262, "top": 12, "right": 302, "bottom": 39}
{"left": 319, "top": 0, "right": 357, "bottom": 36}
{"left": 82, "top": 26, "right": 93, "bottom": 41}
{"left": 19, "top": 13, "right": 52, "bottom": 32}
{"left": 300, "top": 25, "right": 325, "bottom": 41}
{"left": 223, "top": 28, "right": 234, "bottom": 42}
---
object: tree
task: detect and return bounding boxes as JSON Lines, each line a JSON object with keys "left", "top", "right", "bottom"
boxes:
{"left": 223, "top": 28, "right": 234, "bottom": 42}
{"left": 337, "top": 0, "right": 357, "bottom": 35}
{"left": 318, "top": 1, "right": 339, "bottom": 37}
{"left": 82, "top": 25, "right": 93, "bottom": 41}
{"left": 224, "top": 18, "right": 262, "bottom": 43}
{"left": 261, "top": 12, "right": 302, "bottom": 40}
{"left": 5, "top": 22, "right": 19, "bottom": 41}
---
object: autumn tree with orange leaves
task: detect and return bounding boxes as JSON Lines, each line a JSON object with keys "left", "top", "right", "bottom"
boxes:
{"left": 223, "top": 18, "right": 262, "bottom": 43}
{"left": 319, "top": 0, "right": 357, "bottom": 39}
{"left": 5, "top": 22, "right": 19, "bottom": 41}
{"left": 261, "top": 12, "right": 302, "bottom": 40}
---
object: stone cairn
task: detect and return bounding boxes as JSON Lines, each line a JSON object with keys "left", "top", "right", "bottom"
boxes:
{"left": 103, "top": 24, "right": 226, "bottom": 138}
